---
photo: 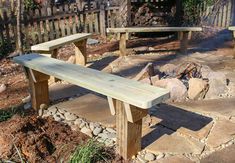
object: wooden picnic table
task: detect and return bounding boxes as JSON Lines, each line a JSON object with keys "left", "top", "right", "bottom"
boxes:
{"left": 13, "top": 54, "right": 170, "bottom": 160}
{"left": 107, "top": 27, "right": 203, "bottom": 56}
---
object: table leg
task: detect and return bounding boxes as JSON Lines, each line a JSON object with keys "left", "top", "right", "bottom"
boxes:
{"left": 120, "top": 32, "right": 127, "bottom": 56}
{"left": 74, "top": 39, "right": 87, "bottom": 66}
{"left": 115, "top": 100, "right": 147, "bottom": 159}
{"left": 26, "top": 68, "right": 50, "bottom": 111}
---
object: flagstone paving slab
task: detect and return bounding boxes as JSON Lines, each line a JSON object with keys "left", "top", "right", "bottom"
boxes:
{"left": 149, "top": 104, "right": 213, "bottom": 140}
{"left": 207, "top": 119, "right": 235, "bottom": 148}
{"left": 143, "top": 125, "right": 205, "bottom": 155}
{"left": 156, "top": 155, "right": 194, "bottom": 163}
{"left": 48, "top": 93, "right": 115, "bottom": 127}
{"left": 171, "top": 98, "right": 235, "bottom": 119}
{"left": 201, "top": 144, "right": 235, "bottom": 163}
{"left": 49, "top": 83, "right": 88, "bottom": 101}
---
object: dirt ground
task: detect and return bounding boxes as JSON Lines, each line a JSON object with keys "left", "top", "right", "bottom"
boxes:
{"left": 0, "top": 112, "right": 89, "bottom": 162}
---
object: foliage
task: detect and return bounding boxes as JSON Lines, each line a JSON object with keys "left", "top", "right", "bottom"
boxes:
{"left": 0, "top": 105, "right": 25, "bottom": 122}
{"left": 0, "top": 39, "right": 13, "bottom": 59}
{"left": 182, "top": 0, "right": 214, "bottom": 25}
{"left": 24, "top": 0, "right": 39, "bottom": 11}
{"left": 69, "top": 139, "right": 113, "bottom": 163}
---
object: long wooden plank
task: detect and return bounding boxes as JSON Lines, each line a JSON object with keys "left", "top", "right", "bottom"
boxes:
{"left": 13, "top": 54, "right": 169, "bottom": 109}
{"left": 228, "top": 26, "right": 235, "bottom": 31}
{"left": 107, "top": 27, "right": 203, "bottom": 33}
{"left": 31, "top": 33, "right": 92, "bottom": 51}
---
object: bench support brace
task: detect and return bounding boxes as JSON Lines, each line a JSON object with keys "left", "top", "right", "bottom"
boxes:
{"left": 74, "top": 39, "right": 87, "bottom": 66}
{"left": 26, "top": 68, "right": 50, "bottom": 111}
{"left": 116, "top": 100, "right": 147, "bottom": 159}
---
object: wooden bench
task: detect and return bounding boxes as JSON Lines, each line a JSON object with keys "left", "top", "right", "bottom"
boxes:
{"left": 13, "top": 54, "right": 169, "bottom": 160}
{"left": 107, "top": 27, "right": 203, "bottom": 56}
{"left": 228, "top": 26, "right": 235, "bottom": 58}
{"left": 31, "top": 33, "right": 92, "bottom": 66}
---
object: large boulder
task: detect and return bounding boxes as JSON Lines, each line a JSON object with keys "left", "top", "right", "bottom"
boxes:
{"left": 188, "top": 78, "right": 209, "bottom": 100}
{"left": 153, "top": 78, "right": 187, "bottom": 102}
{"left": 159, "top": 64, "right": 177, "bottom": 76}
{"left": 205, "top": 71, "right": 229, "bottom": 99}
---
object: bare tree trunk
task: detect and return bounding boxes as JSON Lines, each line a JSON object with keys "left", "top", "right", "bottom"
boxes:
{"left": 16, "top": 0, "right": 23, "bottom": 54}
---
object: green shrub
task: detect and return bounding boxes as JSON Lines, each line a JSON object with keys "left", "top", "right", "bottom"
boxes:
{"left": 182, "top": 0, "right": 214, "bottom": 25}
{"left": 0, "top": 39, "right": 13, "bottom": 59}
{"left": 69, "top": 139, "right": 113, "bottom": 163}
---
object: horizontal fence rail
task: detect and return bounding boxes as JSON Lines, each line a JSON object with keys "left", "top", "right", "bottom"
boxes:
{"left": 0, "top": 2, "right": 120, "bottom": 50}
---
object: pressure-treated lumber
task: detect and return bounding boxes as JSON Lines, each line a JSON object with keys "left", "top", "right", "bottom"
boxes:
{"left": 116, "top": 100, "right": 143, "bottom": 159}
{"left": 14, "top": 54, "right": 170, "bottom": 160}
{"left": 26, "top": 68, "right": 50, "bottom": 110}
{"left": 228, "top": 26, "right": 235, "bottom": 58}
{"left": 14, "top": 54, "right": 169, "bottom": 109}
{"left": 74, "top": 39, "right": 87, "bottom": 66}
{"left": 107, "top": 27, "right": 203, "bottom": 33}
{"left": 228, "top": 26, "right": 235, "bottom": 31}
{"left": 107, "top": 27, "right": 202, "bottom": 56}
{"left": 31, "top": 33, "right": 91, "bottom": 51}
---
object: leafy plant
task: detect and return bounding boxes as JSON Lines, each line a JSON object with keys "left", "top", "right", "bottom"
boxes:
{"left": 0, "top": 39, "right": 13, "bottom": 59}
{"left": 0, "top": 105, "right": 25, "bottom": 122}
{"left": 24, "top": 0, "right": 39, "bottom": 10}
{"left": 69, "top": 139, "right": 113, "bottom": 163}
{"left": 182, "top": 0, "right": 214, "bottom": 25}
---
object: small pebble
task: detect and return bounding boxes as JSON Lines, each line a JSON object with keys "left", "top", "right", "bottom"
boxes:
{"left": 0, "top": 84, "right": 6, "bottom": 93}
{"left": 22, "top": 95, "right": 31, "bottom": 103}
{"left": 156, "top": 153, "right": 165, "bottom": 159}
{"left": 81, "top": 127, "right": 92, "bottom": 137}
{"left": 144, "top": 153, "right": 156, "bottom": 161}
{"left": 93, "top": 127, "right": 103, "bottom": 136}
{"left": 64, "top": 112, "right": 77, "bottom": 121}
{"left": 24, "top": 103, "right": 31, "bottom": 110}
{"left": 106, "top": 127, "right": 116, "bottom": 133}
{"left": 137, "top": 155, "right": 147, "bottom": 163}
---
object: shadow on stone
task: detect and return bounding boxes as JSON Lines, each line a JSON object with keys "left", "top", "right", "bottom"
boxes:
{"left": 142, "top": 103, "right": 213, "bottom": 148}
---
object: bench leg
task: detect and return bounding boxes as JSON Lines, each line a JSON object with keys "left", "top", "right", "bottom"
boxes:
{"left": 179, "top": 31, "right": 189, "bottom": 55}
{"left": 26, "top": 68, "right": 50, "bottom": 111}
{"left": 120, "top": 33, "right": 127, "bottom": 56}
{"left": 233, "top": 32, "right": 235, "bottom": 59}
{"left": 74, "top": 39, "right": 87, "bottom": 66}
{"left": 115, "top": 100, "right": 147, "bottom": 159}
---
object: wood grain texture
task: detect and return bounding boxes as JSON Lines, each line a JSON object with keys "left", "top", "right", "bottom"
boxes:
{"left": 107, "top": 97, "right": 116, "bottom": 115}
{"left": 74, "top": 39, "right": 87, "bottom": 66}
{"left": 120, "top": 33, "right": 127, "bottom": 56}
{"left": 13, "top": 54, "right": 170, "bottom": 109}
{"left": 26, "top": 68, "right": 49, "bottom": 110}
{"left": 107, "top": 27, "right": 203, "bottom": 33}
{"left": 124, "top": 103, "right": 148, "bottom": 123}
{"left": 228, "top": 26, "right": 235, "bottom": 31}
{"left": 116, "top": 100, "right": 142, "bottom": 159}
{"left": 31, "top": 33, "right": 91, "bottom": 51}
{"left": 180, "top": 32, "right": 189, "bottom": 54}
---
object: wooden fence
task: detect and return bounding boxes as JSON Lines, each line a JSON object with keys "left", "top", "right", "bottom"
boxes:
{"left": 0, "top": 3, "right": 120, "bottom": 50}
{"left": 197, "top": 0, "right": 234, "bottom": 27}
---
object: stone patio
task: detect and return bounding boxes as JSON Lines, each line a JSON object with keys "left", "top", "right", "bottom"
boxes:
{"left": 45, "top": 46, "right": 235, "bottom": 162}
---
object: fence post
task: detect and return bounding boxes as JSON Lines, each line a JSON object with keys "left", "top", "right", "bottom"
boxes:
{"left": 99, "top": 4, "right": 106, "bottom": 37}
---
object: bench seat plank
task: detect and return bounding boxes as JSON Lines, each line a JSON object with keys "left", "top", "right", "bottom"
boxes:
{"left": 13, "top": 54, "right": 169, "bottom": 109}
{"left": 228, "top": 26, "right": 235, "bottom": 31}
{"left": 107, "top": 27, "right": 203, "bottom": 33}
{"left": 31, "top": 33, "right": 92, "bottom": 51}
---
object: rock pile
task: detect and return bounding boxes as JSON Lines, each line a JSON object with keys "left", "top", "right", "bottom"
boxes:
{"left": 137, "top": 62, "right": 232, "bottom": 101}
